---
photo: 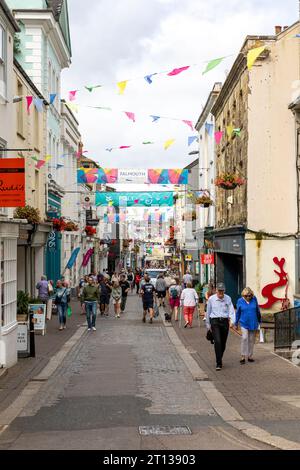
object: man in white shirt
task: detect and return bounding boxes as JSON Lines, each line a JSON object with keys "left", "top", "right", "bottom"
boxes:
{"left": 206, "top": 283, "right": 235, "bottom": 371}
{"left": 183, "top": 271, "right": 193, "bottom": 288}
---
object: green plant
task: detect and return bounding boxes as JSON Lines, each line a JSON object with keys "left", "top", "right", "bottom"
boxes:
{"left": 28, "top": 297, "right": 43, "bottom": 305}
{"left": 14, "top": 206, "right": 41, "bottom": 224}
{"left": 14, "top": 34, "right": 21, "bottom": 55}
{"left": 17, "top": 291, "right": 30, "bottom": 315}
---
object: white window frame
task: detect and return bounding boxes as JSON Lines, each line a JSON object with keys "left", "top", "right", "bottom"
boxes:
{"left": 0, "top": 239, "right": 17, "bottom": 329}
{"left": 0, "top": 22, "right": 7, "bottom": 99}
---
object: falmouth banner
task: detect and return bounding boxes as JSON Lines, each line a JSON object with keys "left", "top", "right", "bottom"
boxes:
{"left": 0, "top": 158, "right": 25, "bottom": 207}
{"left": 77, "top": 168, "right": 188, "bottom": 185}
{"left": 96, "top": 192, "right": 174, "bottom": 207}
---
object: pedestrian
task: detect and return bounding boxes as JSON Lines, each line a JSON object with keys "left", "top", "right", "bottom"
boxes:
{"left": 234, "top": 287, "right": 262, "bottom": 364}
{"left": 111, "top": 272, "right": 119, "bottom": 284}
{"left": 140, "top": 274, "right": 156, "bottom": 324}
{"left": 99, "top": 277, "right": 112, "bottom": 316}
{"left": 112, "top": 281, "right": 122, "bottom": 318}
{"left": 78, "top": 275, "right": 89, "bottom": 315}
{"left": 183, "top": 271, "right": 193, "bottom": 288}
{"left": 169, "top": 278, "right": 182, "bottom": 321}
{"left": 82, "top": 276, "right": 99, "bottom": 331}
{"left": 135, "top": 270, "right": 142, "bottom": 294}
{"left": 127, "top": 269, "right": 134, "bottom": 292}
{"left": 36, "top": 275, "right": 49, "bottom": 303}
{"left": 180, "top": 282, "right": 199, "bottom": 328}
{"left": 156, "top": 274, "right": 167, "bottom": 307}
{"left": 119, "top": 275, "right": 130, "bottom": 313}
{"left": 54, "top": 280, "right": 70, "bottom": 331}
{"left": 206, "top": 283, "right": 235, "bottom": 371}
{"left": 203, "top": 281, "right": 215, "bottom": 321}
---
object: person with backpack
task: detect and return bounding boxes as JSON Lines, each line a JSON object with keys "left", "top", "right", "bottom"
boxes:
{"left": 169, "top": 278, "right": 182, "bottom": 322}
{"left": 155, "top": 274, "right": 167, "bottom": 307}
{"left": 54, "top": 280, "right": 70, "bottom": 331}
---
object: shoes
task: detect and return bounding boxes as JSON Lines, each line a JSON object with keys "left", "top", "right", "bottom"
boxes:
{"left": 184, "top": 322, "right": 189, "bottom": 328}
{"left": 87, "top": 328, "right": 91, "bottom": 331}
{"left": 142, "top": 316, "right": 146, "bottom": 323}
{"left": 149, "top": 318, "right": 153, "bottom": 324}
{"left": 240, "top": 358, "right": 246, "bottom": 365}
{"left": 59, "top": 326, "right": 63, "bottom": 331}
{"left": 117, "top": 315, "right": 120, "bottom": 318}
{"left": 216, "top": 365, "right": 222, "bottom": 371}
{"left": 63, "top": 325, "right": 66, "bottom": 329}
{"left": 92, "top": 327, "right": 96, "bottom": 331}
{"left": 248, "top": 358, "right": 255, "bottom": 363}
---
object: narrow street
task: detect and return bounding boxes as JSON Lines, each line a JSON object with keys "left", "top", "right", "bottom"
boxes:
{"left": 0, "top": 295, "right": 273, "bottom": 450}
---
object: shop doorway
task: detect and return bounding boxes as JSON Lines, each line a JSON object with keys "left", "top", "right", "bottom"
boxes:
{"left": 216, "top": 253, "right": 244, "bottom": 306}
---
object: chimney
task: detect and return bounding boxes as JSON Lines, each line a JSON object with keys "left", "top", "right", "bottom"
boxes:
{"left": 275, "top": 25, "right": 282, "bottom": 34}
{"left": 283, "top": 26, "right": 289, "bottom": 30}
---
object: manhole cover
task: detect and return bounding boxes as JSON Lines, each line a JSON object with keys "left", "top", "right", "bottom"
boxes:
{"left": 139, "top": 426, "right": 192, "bottom": 436}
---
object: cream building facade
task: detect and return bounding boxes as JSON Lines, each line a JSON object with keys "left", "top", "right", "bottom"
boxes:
{"left": 212, "top": 23, "right": 299, "bottom": 310}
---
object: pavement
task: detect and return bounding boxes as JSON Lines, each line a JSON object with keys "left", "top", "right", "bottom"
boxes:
{"left": 0, "top": 295, "right": 298, "bottom": 450}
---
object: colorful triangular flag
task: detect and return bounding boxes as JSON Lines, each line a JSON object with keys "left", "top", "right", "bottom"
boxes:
{"left": 49, "top": 93, "right": 57, "bottom": 105}
{"left": 214, "top": 131, "right": 224, "bottom": 145}
{"left": 188, "top": 136, "right": 198, "bottom": 146}
{"left": 36, "top": 160, "right": 46, "bottom": 169}
{"left": 33, "top": 98, "right": 43, "bottom": 113}
{"left": 85, "top": 85, "right": 101, "bottom": 92}
{"left": 124, "top": 111, "right": 136, "bottom": 122}
{"left": 117, "top": 81, "right": 128, "bottom": 95}
{"left": 247, "top": 46, "right": 265, "bottom": 70}
{"left": 205, "top": 123, "right": 214, "bottom": 136}
{"left": 226, "top": 125, "right": 234, "bottom": 138}
{"left": 144, "top": 74, "right": 157, "bottom": 84}
{"left": 69, "top": 90, "right": 78, "bottom": 101}
{"left": 164, "top": 139, "right": 175, "bottom": 150}
{"left": 202, "top": 57, "right": 225, "bottom": 75}
{"left": 182, "top": 120, "right": 194, "bottom": 131}
{"left": 167, "top": 66, "right": 190, "bottom": 76}
{"left": 150, "top": 115, "right": 161, "bottom": 123}
{"left": 26, "top": 96, "right": 33, "bottom": 114}
{"left": 233, "top": 128, "right": 241, "bottom": 137}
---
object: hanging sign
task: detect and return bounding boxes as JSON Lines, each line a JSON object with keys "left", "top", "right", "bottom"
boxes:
{"left": 96, "top": 192, "right": 174, "bottom": 207}
{"left": 0, "top": 158, "right": 25, "bottom": 207}
{"left": 201, "top": 254, "right": 215, "bottom": 265}
{"left": 78, "top": 168, "right": 188, "bottom": 185}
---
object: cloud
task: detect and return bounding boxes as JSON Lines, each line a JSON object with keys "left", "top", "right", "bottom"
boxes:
{"left": 62, "top": 0, "right": 298, "bottom": 170}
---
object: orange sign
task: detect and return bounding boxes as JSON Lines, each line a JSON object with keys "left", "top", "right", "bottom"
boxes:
{"left": 201, "top": 254, "right": 215, "bottom": 265}
{"left": 0, "top": 158, "right": 25, "bottom": 207}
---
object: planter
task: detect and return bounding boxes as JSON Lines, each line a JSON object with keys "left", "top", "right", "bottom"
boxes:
{"left": 200, "top": 203, "right": 211, "bottom": 208}
{"left": 219, "top": 183, "right": 238, "bottom": 190}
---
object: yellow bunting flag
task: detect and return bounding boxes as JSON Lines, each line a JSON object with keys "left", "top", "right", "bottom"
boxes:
{"left": 226, "top": 125, "right": 234, "bottom": 138}
{"left": 66, "top": 101, "right": 79, "bottom": 113}
{"left": 117, "top": 81, "right": 128, "bottom": 95}
{"left": 45, "top": 155, "right": 52, "bottom": 162}
{"left": 247, "top": 46, "right": 265, "bottom": 70}
{"left": 164, "top": 139, "right": 175, "bottom": 150}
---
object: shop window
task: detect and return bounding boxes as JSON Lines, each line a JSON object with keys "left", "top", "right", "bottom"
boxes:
{"left": 0, "top": 239, "right": 17, "bottom": 328}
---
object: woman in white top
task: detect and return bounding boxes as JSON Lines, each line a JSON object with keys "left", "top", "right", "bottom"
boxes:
{"left": 180, "top": 282, "right": 199, "bottom": 328}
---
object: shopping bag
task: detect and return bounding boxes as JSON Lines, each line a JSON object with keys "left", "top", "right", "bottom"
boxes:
{"left": 67, "top": 305, "right": 72, "bottom": 317}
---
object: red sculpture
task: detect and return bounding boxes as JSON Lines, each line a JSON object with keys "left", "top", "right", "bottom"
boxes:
{"left": 260, "top": 257, "right": 290, "bottom": 309}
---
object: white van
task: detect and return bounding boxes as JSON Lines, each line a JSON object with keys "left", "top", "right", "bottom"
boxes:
{"left": 144, "top": 268, "right": 167, "bottom": 288}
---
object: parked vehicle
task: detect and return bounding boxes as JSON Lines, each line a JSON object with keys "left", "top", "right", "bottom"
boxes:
{"left": 144, "top": 268, "right": 167, "bottom": 288}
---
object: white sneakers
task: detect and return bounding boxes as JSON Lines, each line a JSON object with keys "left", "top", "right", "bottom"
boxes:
{"left": 92, "top": 327, "right": 97, "bottom": 331}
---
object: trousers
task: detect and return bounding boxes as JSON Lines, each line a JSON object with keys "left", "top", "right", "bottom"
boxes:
{"left": 211, "top": 317, "right": 229, "bottom": 366}
{"left": 241, "top": 327, "right": 256, "bottom": 357}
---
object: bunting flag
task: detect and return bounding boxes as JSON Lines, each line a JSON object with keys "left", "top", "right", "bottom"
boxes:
{"left": 150, "top": 115, "right": 161, "bottom": 123}
{"left": 143, "top": 141, "right": 154, "bottom": 145}
{"left": 124, "top": 111, "right": 136, "bottom": 122}
{"left": 167, "top": 66, "right": 190, "bottom": 76}
{"left": 226, "top": 125, "right": 234, "bottom": 138}
{"left": 56, "top": 164, "right": 64, "bottom": 169}
{"left": 202, "top": 57, "right": 225, "bottom": 75}
{"left": 78, "top": 168, "right": 188, "bottom": 185}
{"left": 144, "top": 74, "right": 157, "bottom": 84}
{"left": 36, "top": 160, "right": 46, "bottom": 169}
{"left": 205, "top": 123, "right": 214, "bottom": 136}
{"left": 233, "top": 128, "right": 241, "bottom": 137}
{"left": 106, "top": 148, "right": 113, "bottom": 152}
{"left": 81, "top": 248, "right": 94, "bottom": 267}
{"left": 188, "top": 136, "right": 198, "bottom": 146}
{"left": 96, "top": 192, "right": 174, "bottom": 207}
{"left": 119, "top": 145, "right": 131, "bottom": 149}
{"left": 117, "top": 80, "right": 128, "bottom": 95}
{"left": 164, "top": 139, "right": 175, "bottom": 150}
{"left": 26, "top": 96, "right": 33, "bottom": 114}
{"left": 214, "top": 131, "right": 224, "bottom": 145}
{"left": 85, "top": 85, "right": 102, "bottom": 92}
{"left": 31, "top": 156, "right": 39, "bottom": 162}
{"left": 66, "top": 247, "right": 81, "bottom": 270}
{"left": 182, "top": 120, "right": 194, "bottom": 131}
{"left": 69, "top": 90, "right": 78, "bottom": 101}
{"left": 45, "top": 155, "right": 52, "bottom": 162}
{"left": 66, "top": 101, "right": 79, "bottom": 113}
{"left": 33, "top": 98, "right": 43, "bottom": 113}
{"left": 49, "top": 93, "right": 57, "bottom": 105}
{"left": 247, "top": 45, "right": 265, "bottom": 70}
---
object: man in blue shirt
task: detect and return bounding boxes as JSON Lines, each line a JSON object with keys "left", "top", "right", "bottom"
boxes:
{"left": 206, "top": 283, "right": 235, "bottom": 371}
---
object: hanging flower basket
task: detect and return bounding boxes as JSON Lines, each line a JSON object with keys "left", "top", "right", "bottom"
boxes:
{"left": 64, "top": 221, "right": 79, "bottom": 232}
{"left": 215, "top": 173, "right": 245, "bottom": 190}
{"left": 182, "top": 211, "right": 197, "bottom": 221}
{"left": 85, "top": 225, "right": 97, "bottom": 236}
{"left": 195, "top": 195, "right": 214, "bottom": 207}
{"left": 14, "top": 205, "right": 41, "bottom": 224}
{"left": 52, "top": 217, "right": 67, "bottom": 232}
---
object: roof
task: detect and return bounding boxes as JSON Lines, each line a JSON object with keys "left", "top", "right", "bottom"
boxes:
{"left": 46, "top": 0, "right": 63, "bottom": 20}
{"left": 0, "top": 0, "right": 20, "bottom": 32}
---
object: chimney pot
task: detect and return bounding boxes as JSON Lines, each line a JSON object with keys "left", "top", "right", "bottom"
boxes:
{"left": 275, "top": 25, "right": 282, "bottom": 34}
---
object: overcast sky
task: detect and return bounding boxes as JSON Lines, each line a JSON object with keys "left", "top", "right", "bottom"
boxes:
{"left": 62, "top": 0, "right": 298, "bottom": 173}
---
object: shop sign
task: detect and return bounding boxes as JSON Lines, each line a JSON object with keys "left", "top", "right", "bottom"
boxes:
{"left": 17, "top": 323, "right": 29, "bottom": 352}
{"left": 0, "top": 158, "right": 25, "bottom": 207}
{"left": 185, "top": 255, "right": 192, "bottom": 261}
{"left": 29, "top": 304, "right": 46, "bottom": 335}
{"left": 201, "top": 254, "right": 215, "bottom": 265}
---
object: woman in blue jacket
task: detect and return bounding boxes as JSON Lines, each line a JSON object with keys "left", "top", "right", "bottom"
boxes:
{"left": 234, "top": 287, "right": 261, "bottom": 364}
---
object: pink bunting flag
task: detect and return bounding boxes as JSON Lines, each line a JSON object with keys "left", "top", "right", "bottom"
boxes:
{"left": 75, "top": 150, "right": 88, "bottom": 158}
{"left": 69, "top": 90, "right": 78, "bottom": 101}
{"left": 124, "top": 111, "right": 136, "bottom": 123}
{"left": 214, "top": 131, "right": 224, "bottom": 145}
{"left": 119, "top": 146, "right": 131, "bottom": 149}
{"left": 167, "top": 66, "right": 190, "bottom": 76}
{"left": 182, "top": 120, "right": 194, "bottom": 131}
{"left": 36, "top": 160, "right": 46, "bottom": 169}
{"left": 26, "top": 96, "right": 33, "bottom": 114}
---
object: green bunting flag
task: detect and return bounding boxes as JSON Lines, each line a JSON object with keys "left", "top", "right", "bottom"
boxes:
{"left": 202, "top": 57, "right": 225, "bottom": 75}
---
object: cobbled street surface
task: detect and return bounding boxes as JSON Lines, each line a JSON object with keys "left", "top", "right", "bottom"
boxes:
{"left": 0, "top": 295, "right": 272, "bottom": 450}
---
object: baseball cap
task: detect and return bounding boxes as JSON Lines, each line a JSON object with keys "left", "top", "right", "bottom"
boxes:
{"left": 216, "top": 282, "right": 225, "bottom": 291}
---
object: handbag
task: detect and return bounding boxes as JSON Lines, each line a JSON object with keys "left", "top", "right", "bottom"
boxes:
{"left": 67, "top": 305, "right": 72, "bottom": 317}
{"left": 55, "top": 288, "right": 67, "bottom": 305}
{"left": 206, "top": 329, "right": 214, "bottom": 344}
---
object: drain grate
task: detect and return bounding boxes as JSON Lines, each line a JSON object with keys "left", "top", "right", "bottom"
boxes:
{"left": 139, "top": 425, "right": 192, "bottom": 436}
